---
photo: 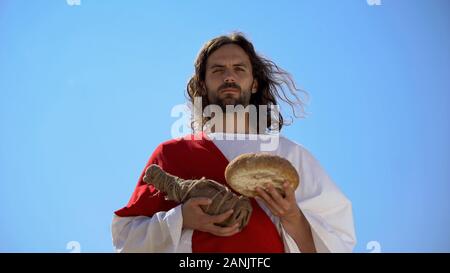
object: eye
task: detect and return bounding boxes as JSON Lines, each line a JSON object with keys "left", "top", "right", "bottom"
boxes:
{"left": 212, "top": 69, "right": 223, "bottom": 74}
{"left": 235, "top": 67, "right": 245, "bottom": 72}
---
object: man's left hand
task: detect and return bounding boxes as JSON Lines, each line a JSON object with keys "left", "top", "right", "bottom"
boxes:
{"left": 255, "top": 182, "right": 301, "bottom": 223}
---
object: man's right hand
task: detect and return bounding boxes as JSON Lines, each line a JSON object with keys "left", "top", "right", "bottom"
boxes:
{"left": 181, "top": 197, "right": 241, "bottom": 237}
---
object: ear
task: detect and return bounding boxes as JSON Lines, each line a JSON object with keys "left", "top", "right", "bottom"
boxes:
{"left": 251, "top": 79, "right": 258, "bottom": 94}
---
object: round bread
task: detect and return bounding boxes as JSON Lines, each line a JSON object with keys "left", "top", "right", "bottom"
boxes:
{"left": 225, "top": 153, "right": 300, "bottom": 197}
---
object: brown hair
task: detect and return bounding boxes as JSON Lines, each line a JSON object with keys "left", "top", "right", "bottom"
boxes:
{"left": 186, "top": 32, "right": 307, "bottom": 133}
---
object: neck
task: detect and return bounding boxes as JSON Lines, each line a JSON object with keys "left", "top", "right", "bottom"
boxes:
{"left": 210, "top": 112, "right": 258, "bottom": 134}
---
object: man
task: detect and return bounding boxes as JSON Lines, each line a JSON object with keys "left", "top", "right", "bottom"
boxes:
{"left": 111, "top": 33, "right": 356, "bottom": 253}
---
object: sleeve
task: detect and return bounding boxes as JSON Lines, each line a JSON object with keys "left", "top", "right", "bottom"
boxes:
{"left": 294, "top": 148, "right": 357, "bottom": 253}
{"left": 111, "top": 205, "right": 193, "bottom": 253}
{"left": 111, "top": 144, "right": 192, "bottom": 252}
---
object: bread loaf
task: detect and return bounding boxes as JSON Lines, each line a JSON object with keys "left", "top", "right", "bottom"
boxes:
{"left": 225, "top": 153, "right": 299, "bottom": 197}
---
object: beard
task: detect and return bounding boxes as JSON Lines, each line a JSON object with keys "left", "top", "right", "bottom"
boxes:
{"left": 209, "top": 83, "right": 252, "bottom": 112}
{"left": 216, "top": 93, "right": 248, "bottom": 111}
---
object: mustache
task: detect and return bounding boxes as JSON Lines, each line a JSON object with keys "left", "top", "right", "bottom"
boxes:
{"left": 218, "top": 82, "right": 242, "bottom": 92}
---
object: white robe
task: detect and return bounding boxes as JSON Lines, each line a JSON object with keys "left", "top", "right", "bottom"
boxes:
{"left": 111, "top": 133, "right": 356, "bottom": 253}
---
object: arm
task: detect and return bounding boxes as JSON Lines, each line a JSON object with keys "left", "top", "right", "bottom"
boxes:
{"left": 255, "top": 145, "right": 356, "bottom": 253}
{"left": 281, "top": 206, "right": 317, "bottom": 253}
{"left": 111, "top": 199, "right": 240, "bottom": 253}
{"left": 111, "top": 205, "right": 188, "bottom": 253}
{"left": 256, "top": 182, "right": 316, "bottom": 253}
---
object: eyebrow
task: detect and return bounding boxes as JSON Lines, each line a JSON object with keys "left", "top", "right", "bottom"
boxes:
{"left": 209, "top": 62, "right": 249, "bottom": 69}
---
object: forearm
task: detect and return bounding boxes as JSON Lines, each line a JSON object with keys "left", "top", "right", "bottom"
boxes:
{"left": 281, "top": 208, "right": 316, "bottom": 253}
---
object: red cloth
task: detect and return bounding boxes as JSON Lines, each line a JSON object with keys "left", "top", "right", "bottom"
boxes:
{"left": 115, "top": 132, "right": 285, "bottom": 253}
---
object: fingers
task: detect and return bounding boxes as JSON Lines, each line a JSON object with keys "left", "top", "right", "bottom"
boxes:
{"left": 188, "top": 197, "right": 212, "bottom": 207}
{"left": 255, "top": 182, "right": 298, "bottom": 218}
{"left": 256, "top": 186, "right": 286, "bottom": 216}
{"left": 283, "top": 182, "right": 295, "bottom": 200}
{"left": 206, "top": 222, "right": 241, "bottom": 237}
{"left": 266, "top": 184, "right": 286, "bottom": 204}
{"left": 183, "top": 199, "right": 241, "bottom": 236}
{"left": 256, "top": 186, "right": 284, "bottom": 212}
{"left": 200, "top": 209, "right": 241, "bottom": 236}
{"left": 208, "top": 209, "right": 234, "bottom": 224}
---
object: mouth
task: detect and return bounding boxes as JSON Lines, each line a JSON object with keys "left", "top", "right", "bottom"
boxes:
{"left": 220, "top": 88, "right": 240, "bottom": 95}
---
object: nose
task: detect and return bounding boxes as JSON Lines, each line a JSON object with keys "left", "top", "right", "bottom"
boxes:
{"left": 223, "top": 69, "right": 236, "bottom": 83}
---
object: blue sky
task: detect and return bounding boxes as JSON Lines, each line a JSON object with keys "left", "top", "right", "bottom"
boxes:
{"left": 0, "top": 0, "right": 449, "bottom": 252}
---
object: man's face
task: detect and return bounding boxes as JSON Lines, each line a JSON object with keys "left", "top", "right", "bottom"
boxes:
{"left": 204, "top": 44, "right": 257, "bottom": 110}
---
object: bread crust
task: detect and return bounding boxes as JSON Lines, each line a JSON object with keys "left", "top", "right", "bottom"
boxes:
{"left": 225, "top": 153, "right": 299, "bottom": 197}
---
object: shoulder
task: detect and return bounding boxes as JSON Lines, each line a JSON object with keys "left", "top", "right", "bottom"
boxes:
{"left": 277, "top": 135, "right": 318, "bottom": 163}
{"left": 277, "top": 136, "right": 347, "bottom": 199}
{"left": 151, "top": 133, "right": 206, "bottom": 158}
{"left": 276, "top": 135, "right": 332, "bottom": 183}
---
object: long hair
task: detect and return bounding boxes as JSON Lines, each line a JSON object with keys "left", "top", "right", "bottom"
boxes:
{"left": 186, "top": 32, "right": 307, "bottom": 133}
